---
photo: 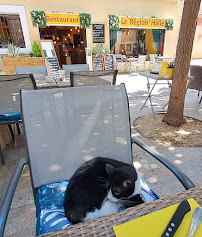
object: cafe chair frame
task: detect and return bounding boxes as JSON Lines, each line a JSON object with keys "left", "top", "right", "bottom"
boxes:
{"left": 0, "top": 84, "right": 195, "bottom": 237}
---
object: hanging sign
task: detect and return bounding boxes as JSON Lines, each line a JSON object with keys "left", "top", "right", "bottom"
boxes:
{"left": 45, "top": 13, "right": 80, "bottom": 26}
{"left": 93, "top": 24, "right": 105, "bottom": 43}
{"left": 120, "top": 17, "right": 166, "bottom": 29}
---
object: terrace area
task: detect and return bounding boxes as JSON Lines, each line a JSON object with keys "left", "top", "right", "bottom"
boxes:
{"left": 0, "top": 68, "right": 201, "bottom": 236}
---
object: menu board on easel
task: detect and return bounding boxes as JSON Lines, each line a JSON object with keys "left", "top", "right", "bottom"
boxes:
{"left": 39, "top": 40, "right": 60, "bottom": 79}
{"left": 92, "top": 55, "right": 104, "bottom": 71}
{"left": 104, "top": 55, "right": 114, "bottom": 70}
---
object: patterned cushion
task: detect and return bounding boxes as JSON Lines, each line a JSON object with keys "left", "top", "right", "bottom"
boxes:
{"left": 36, "top": 178, "right": 159, "bottom": 236}
{"left": 0, "top": 113, "right": 21, "bottom": 122}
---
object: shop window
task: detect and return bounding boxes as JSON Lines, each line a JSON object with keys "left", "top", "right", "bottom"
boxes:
{"left": 113, "top": 28, "right": 165, "bottom": 56}
{"left": 0, "top": 14, "right": 25, "bottom": 48}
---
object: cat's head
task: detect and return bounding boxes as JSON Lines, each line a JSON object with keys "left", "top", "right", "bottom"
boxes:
{"left": 106, "top": 164, "right": 140, "bottom": 202}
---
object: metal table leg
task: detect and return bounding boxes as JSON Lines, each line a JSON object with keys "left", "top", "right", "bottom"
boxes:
{"left": 16, "top": 123, "right": 21, "bottom": 135}
{"left": 140, "top": 77, "right": 158, "bottom": 119}
{"left": 0, "top": 144, "right": 5, "bottom": 165}
{"left": 8, "top": 124, "right": 15, "bottom": 141}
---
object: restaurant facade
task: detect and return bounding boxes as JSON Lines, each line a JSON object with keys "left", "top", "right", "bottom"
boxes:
{"left": 0, "top": 0, "right": 183, "bottom": 65}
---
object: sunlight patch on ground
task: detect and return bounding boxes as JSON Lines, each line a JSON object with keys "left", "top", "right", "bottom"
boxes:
{"left": 174, "top": 160, "right": 182, "bottom": 165}
{"left": 148, "top": 176, "right": 158, "bottom": 183}
{"left": 168, "top": 147, "right": 175, "bottom": 151}
{"left": 175, "top": 153, "right": 183, "bottom": 158}
{"left": 133, "top": 114, "right": 202, "bottom": 147}
{"left": 176, "top": 130, "right": 191, "bottom": 135}
{"left": 133, "top": 161, "right": 142, "bottom": 169}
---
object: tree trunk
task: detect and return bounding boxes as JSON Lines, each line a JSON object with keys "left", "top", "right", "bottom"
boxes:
{"left": 163, "top": 0, "right": 201, "bottom": 127}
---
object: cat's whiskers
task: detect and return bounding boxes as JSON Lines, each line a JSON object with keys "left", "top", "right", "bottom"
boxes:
{"left": 99, "top": 183, "right": 108, "bottom": 189}
{"left": 96, "top": 177, "right": 109, "bottom": 186}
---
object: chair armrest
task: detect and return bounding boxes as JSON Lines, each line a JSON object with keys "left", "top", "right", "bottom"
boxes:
{"left": 0, "top": 158, "right": 27, "bottom": 237}
{"left": 132, "top": 137, "right": 195, "bottom": 190}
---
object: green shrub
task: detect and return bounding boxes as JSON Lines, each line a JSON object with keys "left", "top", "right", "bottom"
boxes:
{"left": 32, "top": 41, "right": 42, "bottom": 57}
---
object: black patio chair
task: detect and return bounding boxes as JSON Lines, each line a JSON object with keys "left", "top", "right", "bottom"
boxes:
{"left": 188, "top": 65, "right": 202, "bottom": 105}
{"left": 62, "top": 64, "right": 89, "bottom": 79}
{"left": 70, "top": 69, "right": 118, "bottom": 87}
{"left": 0, "top": 74, "right": 37, "bottom": 165}
{"left": 0, "top": 84, "right": 195, "bottom": 237}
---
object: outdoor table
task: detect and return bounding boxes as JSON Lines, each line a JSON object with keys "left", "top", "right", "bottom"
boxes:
{"left": 139, "top": 71, "right": 172, "bottom": 119}
{"left": 40, "top": 186, "right": 202, "bottom": 237}
{"left": 123, "top": 57, "right": 138, "bottom": 73}
{"left": 35, "top": 77, "right": 71, "bottom": 89}
{"left": 139, "top": 71, "right": 194, "bottom": 119}
{"left": 155, "top": 56, "right": 173, "bottom": 62}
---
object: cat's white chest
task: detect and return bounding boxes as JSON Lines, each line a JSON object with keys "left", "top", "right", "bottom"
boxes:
{"left": 83, "top": 199, "right": 122, "bottom": 222}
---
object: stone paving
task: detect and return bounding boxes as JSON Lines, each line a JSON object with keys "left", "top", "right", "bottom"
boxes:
{"left": 0, "top": 70, "right": 201, "bottom": 236}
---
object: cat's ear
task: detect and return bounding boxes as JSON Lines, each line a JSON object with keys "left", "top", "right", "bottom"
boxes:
{"left": 123, "top": 179, "right": 133, "bottom": 188}
{"left": 106, "top": 164, "right": 115, "bottom": 176}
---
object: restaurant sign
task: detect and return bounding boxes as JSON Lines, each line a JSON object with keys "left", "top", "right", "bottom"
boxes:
{"left": 45, "top": 13, "right": 80, "bottom": 26}
{"left": 120, "top": 17, "right": 166, "bottom": 29}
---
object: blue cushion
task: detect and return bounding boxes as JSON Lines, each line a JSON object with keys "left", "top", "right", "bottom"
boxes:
{"left": 0, "top": 113, "right": 21, "bottom": 122}
{"left": 36, "top": 178, "right": 159, "bottom": 236}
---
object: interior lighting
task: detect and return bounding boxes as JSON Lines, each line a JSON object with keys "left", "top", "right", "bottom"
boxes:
{"left": 75, "top": 27, "right": 77, "bottom": 29}
{"left": 57, "top": 37, "right": 59, "bottom": 40}
{"left": 18, "top": 29, "right": 21, "bottom": 32}
{"left": 70, "top": 29, "right": 72, "bottom": 31}
{"left": 78, "top": 29, "right": 80, "bottom": 32}
{"left": 53, "top": 41, "right": 56, "bottom": 44}
{"left": 64, "top": 38, "right": 67, "bottom": 41}
{"left": 68, "top": 33, "right": 70, "bottom": 36}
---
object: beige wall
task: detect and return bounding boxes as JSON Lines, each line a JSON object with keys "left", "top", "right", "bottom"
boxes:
{"left": 0, "top": 0, "right": 180, "bottom": 57}
{"left": 192, "top": 15, "right": 202, "bottom": 59}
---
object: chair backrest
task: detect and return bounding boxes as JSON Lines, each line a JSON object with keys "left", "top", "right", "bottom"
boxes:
{"left": 113, "top": 54, "right": 124, "bottom": 63}
{"left": 62, "top": 64, "right": 89, "bottom": 79}
{"left": 137, "top": 55, "right": 147, "bottom": 64}
{"left": 21, "top": 84, "right": 133, "bottom": 188}
{"left": 188, "top": 65, "right": 202, "bottom": 91}
{"left": 0, "top": 74, "right": 37, "bottom": 115}
{"left": 70, "top": 70, "right": 118, "bottom": 87}
{"left": 149, "top": 54, "right": 156, "bottom": 63}
{"left": 15, "top": 66, "right": 47, "bottom": 76}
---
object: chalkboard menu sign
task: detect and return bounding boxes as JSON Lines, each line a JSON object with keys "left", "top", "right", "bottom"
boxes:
{"left": 93, "top": 24, "right": 105, "bottom": 43}
{"left": 92, "top": 55, "right": 104, "bottom": 71}
{"left": 39, "top": 40, "right": 60, "bottom": 79}
{"left": 47, "top": 58, "right": 60, "bottom": 78}
{"left": 104, "top": 55, "right": 114, "bottom": 70}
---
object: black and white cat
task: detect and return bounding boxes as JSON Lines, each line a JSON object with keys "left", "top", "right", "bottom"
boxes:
{"left": 64, "top": 157, "right": 144, "bottom": 224}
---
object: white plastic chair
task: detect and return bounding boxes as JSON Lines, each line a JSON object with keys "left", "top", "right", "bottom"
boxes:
{"left": 113, "top": 54, "right": 128, "bottom": 73}
{"left": 149, "top": 54, "right": 157, "bottom": 70}
{"left": 130, "top": 55, "right": 147, "bottom": 75}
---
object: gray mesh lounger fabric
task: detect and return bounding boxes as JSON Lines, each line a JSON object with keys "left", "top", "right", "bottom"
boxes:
{"left": 188, "top": 65, "right": 202, "bottom": 104}
{"left": 0, "top": 74, "right": 37, "bottom": 115}
{"left": 62, "top": 64, "right": 89, "bottom": 79}
{"left": 15, "top": 66, "right": 47, "bottom": 76}
{"left": 21, "top": 84, "right": 132, "bottom": 188}
{"left": 70, "top": 70, "right": 118, "bottom": 87}
{"left": 0, "top": 74, "right": 37, "bottom": 165}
